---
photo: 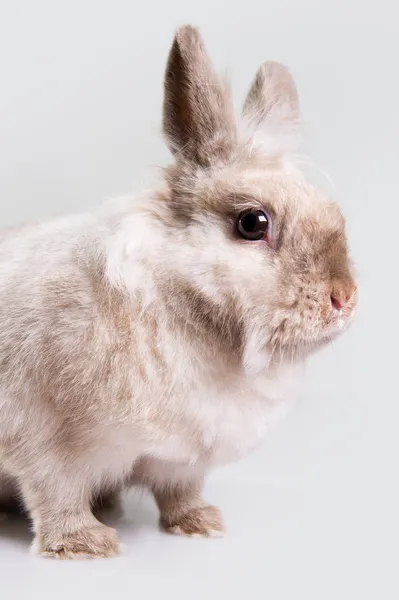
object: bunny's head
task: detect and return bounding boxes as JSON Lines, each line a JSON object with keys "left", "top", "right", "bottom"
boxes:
{"left": 129, "top": 26, "right": 357, "bottom": 373}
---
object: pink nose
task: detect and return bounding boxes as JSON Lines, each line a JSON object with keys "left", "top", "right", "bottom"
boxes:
{"left": 330, "top": 294, "right": 344, "bottom": 311}
{"left": 330, "top": 281, "right": 357, "bottom": 312}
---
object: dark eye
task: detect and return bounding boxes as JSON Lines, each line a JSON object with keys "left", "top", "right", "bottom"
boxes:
{"left": 237, "top": 210, "right": 269, "bottom": 241}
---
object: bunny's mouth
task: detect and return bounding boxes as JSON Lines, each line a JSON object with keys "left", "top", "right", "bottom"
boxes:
{"left": 325, "top": 298, "right": 357, "bottom": 337}
{"left": 267, "top": 304, "right": 356, "bottom": 361}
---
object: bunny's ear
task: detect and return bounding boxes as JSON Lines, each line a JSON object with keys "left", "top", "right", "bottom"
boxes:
{"left": 243, "top": 61, "right": 299, "bottom": 126}
{"left": 242, "top": 62, "right": 301, "bottom": 153}
{"left": 163, "top": 25, "right": 236, "bottom": 167}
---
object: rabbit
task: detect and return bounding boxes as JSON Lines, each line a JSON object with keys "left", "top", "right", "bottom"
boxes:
{"left": 0, "top": 24, "right": 357, "bottom": 559}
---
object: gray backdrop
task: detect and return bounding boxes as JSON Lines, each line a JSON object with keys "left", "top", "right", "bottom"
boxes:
{"left": 0, "top": 1, "right": 397, "bottom": 599}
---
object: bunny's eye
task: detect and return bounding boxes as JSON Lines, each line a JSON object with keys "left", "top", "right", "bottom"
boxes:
{"left": 237, "top": 210, "right": 269, "bottom": 241}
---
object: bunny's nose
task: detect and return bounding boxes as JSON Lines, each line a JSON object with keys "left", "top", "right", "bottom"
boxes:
{"left": 330, "top": 280, "right": 357, "bottom": 312}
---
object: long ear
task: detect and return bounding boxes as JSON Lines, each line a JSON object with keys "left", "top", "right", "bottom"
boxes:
{"left": 163, "top": 25, "right": 236, "bottom": 167}
{"left": 242, "top": 62, "right": 301, "bottom": 153}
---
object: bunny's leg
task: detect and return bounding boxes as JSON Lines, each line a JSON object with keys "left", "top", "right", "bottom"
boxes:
{"left": 91, "top": 486, "right": 123, "bottom": 518}
{"left": 152, "top": 477, "right": 225, "bottom": 538}
{"left": 20, "top": 473, "right": 120, "bottom": 559}
{"left": 0, "top": 469, "right": 19, "bottom": 513}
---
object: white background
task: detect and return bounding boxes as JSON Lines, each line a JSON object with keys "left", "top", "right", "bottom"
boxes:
{"left": 0, "top": 1, "right": 398, "bottom": 598}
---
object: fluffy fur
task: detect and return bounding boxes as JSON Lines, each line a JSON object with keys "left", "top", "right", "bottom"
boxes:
{"left": 0, "top": 25, "right": 357, "bottom": 558}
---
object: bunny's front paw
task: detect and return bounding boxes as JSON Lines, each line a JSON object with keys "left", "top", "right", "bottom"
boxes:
{"left": 34, "top": 524, "right": 121, "bottom": 559}
{"left": 160, "top": 505, "right": 225, "bottom": 538}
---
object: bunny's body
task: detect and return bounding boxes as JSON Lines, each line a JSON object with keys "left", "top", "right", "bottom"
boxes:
{"left": 0, "top": 26, "right": 356, "bottom": 558}
{"left": 0, "top": 200, "right": 298, "bottom": 480}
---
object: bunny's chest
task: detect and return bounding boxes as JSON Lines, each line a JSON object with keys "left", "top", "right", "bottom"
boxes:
{"left": 194, "top": 384, "right": 295, "bottom": 466}
{"left": 148, "top": 368, "right": 300, "bottom": 467}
